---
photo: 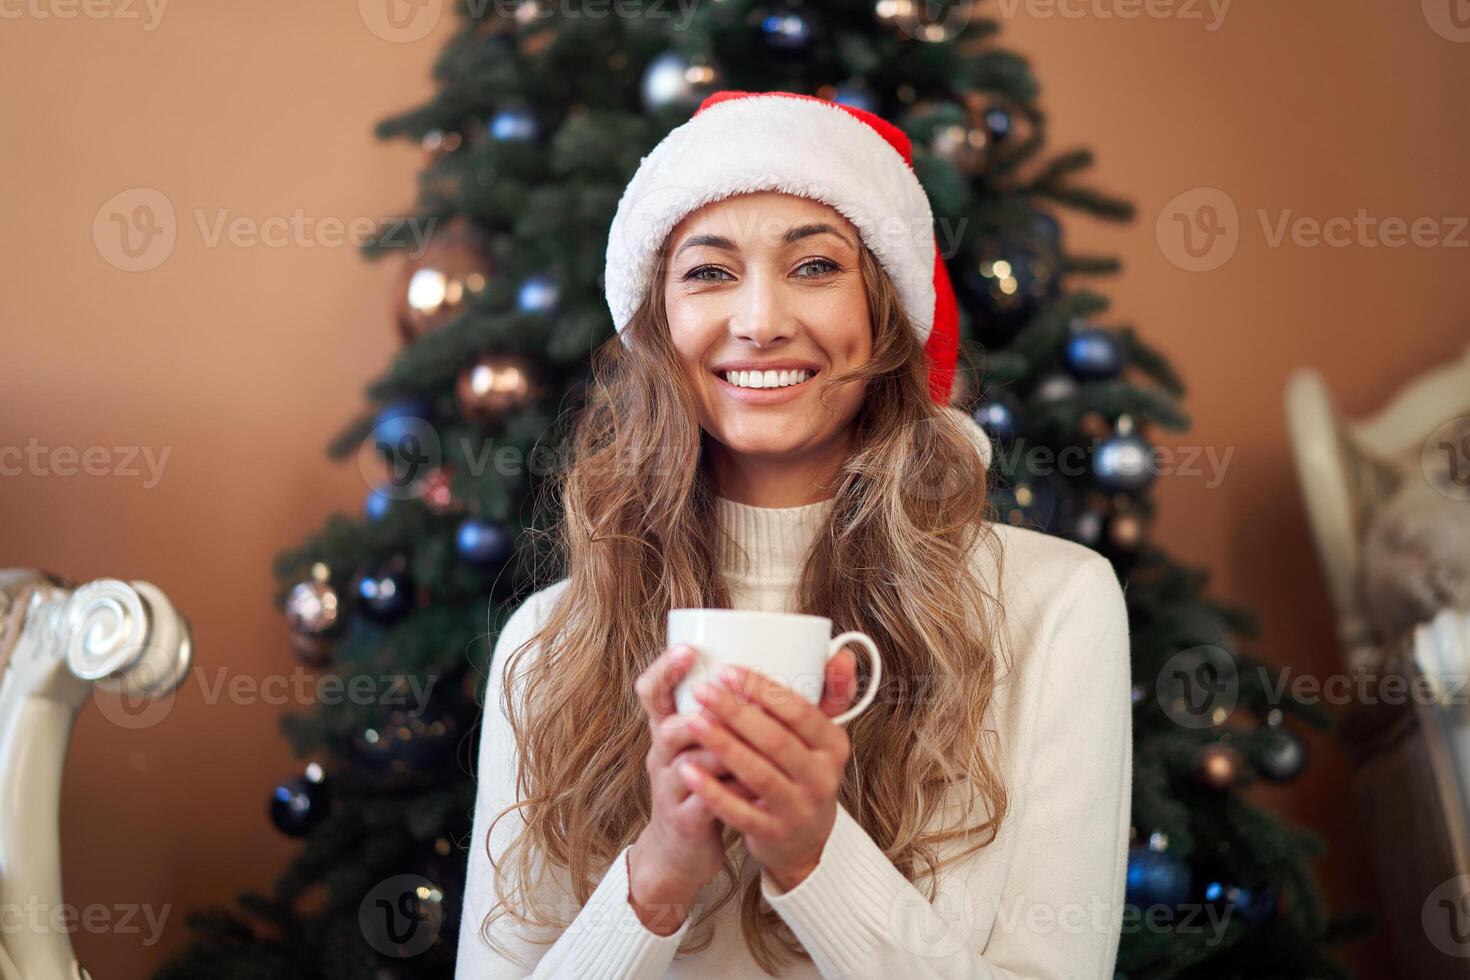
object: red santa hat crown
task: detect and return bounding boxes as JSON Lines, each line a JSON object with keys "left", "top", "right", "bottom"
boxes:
{"left": 603, "top": 89, "right": 989, "bottom": 465}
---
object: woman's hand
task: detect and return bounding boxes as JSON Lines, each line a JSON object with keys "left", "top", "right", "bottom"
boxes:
{"left": 676, "top": 649, "right": 859, "bottom": 893}
{"left": 627, "top": 644, "right": 755, "bottom": 934}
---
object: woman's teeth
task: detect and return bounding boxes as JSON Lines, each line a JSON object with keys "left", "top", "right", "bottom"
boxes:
{"left": 721, "top": 369, "right": 813, "bottom": 390}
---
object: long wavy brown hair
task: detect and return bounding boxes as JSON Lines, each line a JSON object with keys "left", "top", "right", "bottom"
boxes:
{"left": 480, "top": 223, "right": 1012, "bottom": 974}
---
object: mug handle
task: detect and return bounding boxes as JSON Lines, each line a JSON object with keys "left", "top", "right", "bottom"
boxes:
{"left": 826, "top": 631, "right": 883, "bottom": 725}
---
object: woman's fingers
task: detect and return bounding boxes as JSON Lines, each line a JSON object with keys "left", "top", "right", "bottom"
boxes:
{"left": 635, "top": 644, "right": 695, "bottom": 720}
{"left": 818, "top": 647, "right": 858, "bottom": 719}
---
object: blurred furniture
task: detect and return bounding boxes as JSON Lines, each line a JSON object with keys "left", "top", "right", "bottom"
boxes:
{"left": 1285, "top": 343, "right": 1470, "bottom": 976}
{"left": 0, "top": 570, "right": 193, "bottom": 980}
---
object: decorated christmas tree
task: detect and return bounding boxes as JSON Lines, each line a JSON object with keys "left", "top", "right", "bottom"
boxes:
{"left": 157, "top": 1, "right": 1367, "bottom": 977}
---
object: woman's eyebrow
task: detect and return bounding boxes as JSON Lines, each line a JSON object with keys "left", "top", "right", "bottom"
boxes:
{"left": 675, "top": 223, "right": 854, "bottom": 256}
{"left": 782, "top": 223, "right": 855, "bottom": 250}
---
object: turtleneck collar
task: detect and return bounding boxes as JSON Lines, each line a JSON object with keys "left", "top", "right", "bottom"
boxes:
{"left": 713, "top": 494, "right": 835, "bottom": 589}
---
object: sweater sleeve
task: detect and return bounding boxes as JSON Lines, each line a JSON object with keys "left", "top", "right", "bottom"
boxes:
{"left": 455, "top": 584, "right": 694, "bottom": 979}
{"left": 757, "top": 555, "right": 1133, "bottom": 980}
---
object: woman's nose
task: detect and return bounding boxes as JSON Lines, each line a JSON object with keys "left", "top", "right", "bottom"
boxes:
{"left": 728, "top": 271, "right": 793, "bottom": 346}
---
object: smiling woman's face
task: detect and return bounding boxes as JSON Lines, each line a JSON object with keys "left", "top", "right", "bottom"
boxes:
{"left": 661, "top": 191, "right": 874, "bottom": 483}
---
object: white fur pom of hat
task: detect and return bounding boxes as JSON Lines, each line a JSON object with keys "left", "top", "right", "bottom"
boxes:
{"left": 603, "top": 89, "right": 991, "bottom": 467}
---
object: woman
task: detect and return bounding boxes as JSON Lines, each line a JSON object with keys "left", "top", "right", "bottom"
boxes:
{"left": 456, "top": 90, "right": 1132, "bottom": 978}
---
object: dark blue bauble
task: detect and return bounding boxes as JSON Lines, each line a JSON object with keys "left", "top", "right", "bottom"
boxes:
{"left": 984, "top": 106, "right": 1013, "bottom": 142}
{"left": 365, "top": 487, "right": 393, "bottom": 521}
{"left": 833, "top": 85, "right": 876, "bottom": 113}
{"left": 954, "top": 236, "right": 1061, "bottom": 346}
{"left": 1125, "top": 845, "right": 1191, "bottom": 907}
{"left": 1031, "top": 210, "right": 1062, "bottom": 247}
{"left": 357, "top": 565, "right": 414, "bottom": 622}
{"left": 489, "top": 108, "right": 538, "bottom": 142}
{"left": 516, "top": 274, "right": 559, "bottom": 314}
{"left": 1203, "top": 877, "right": 1279, "bottom": 928}
{"left": 455, "top": 517, "right": 515, "bottom": 568}
{"left": 270, "top": 767, "right": 328, "bottom": 837}
{"left": 1255, "top": 726, "right": 1308, "bottom": 783}
{"left": 1065, "top": 324, "right": 1127, "bottom": 381}
{"left": 351, "top": 702, "right": 459, "bottom": 775}
{"left": 374, "top": 399, "right": 433, "bottom": 448}
{"left": 972, "top": 397, "right": 1018, "bottom": 444}
{"left": 1093, "top": 431, "right": 1155, "bottom": 494}
{"left": 758, "top": 6, "right": 814, "bottom": 51}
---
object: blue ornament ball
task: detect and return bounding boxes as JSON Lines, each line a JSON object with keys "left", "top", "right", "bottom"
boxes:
{"left": 352, "top": 703, "right": 458, "bottom": 774}
{"left": 1065, "top": 323, "right": 1127, "bottom": 381}
{"left": 456, "top": 517, "right": 515, "bottom": 568}
{"left": 1031, "top": 210, "right": 1062, "bottom": 246}
{"left": 1125, "top": 845, "right": 1191, "bottom": 908}
{"left": 365, "top": 487, "right": 393, "bottom": 521}
{"left": 956, "top": 236, "right": 1060, "bottom": 344}
{"left": 1203, "top": 877, "right": 1279, "bottom": 928}
{"left": 517, "top": 274, "right": 559, "bottom": 314}
{"left": 1093, "top": 431, "right": 1155, "bottom": 494}
{"left": 270, "top": 764, "right": 329, "bottom": 837}
{"left": 832, "top": 84, "right": 876, "bottom": 113}
{"left": 374, "top": 399, "right": 433, "bottom": 448}
{"left": 489, "top": 107, "right": 538, "bottom": 142}
{"left": 972, "top": 397, "right": 1018, "bottom": 444}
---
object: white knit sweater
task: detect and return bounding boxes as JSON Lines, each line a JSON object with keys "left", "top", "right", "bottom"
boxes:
{"left": 456, "top": 495, "right": 1133, "bottom": 979}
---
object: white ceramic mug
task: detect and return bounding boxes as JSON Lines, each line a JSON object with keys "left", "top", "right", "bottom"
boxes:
{"left": 667, "top": 608, "right": 883, "bottom": 725}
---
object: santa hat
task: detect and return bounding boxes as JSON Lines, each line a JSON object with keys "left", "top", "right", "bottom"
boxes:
{"left": 602, "top": 89, "right": 991, "bottom": 466}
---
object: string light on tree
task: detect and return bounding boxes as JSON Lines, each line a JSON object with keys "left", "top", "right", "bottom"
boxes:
{"left": 1198, "top": 741, "right": 1244, "bottom": 790}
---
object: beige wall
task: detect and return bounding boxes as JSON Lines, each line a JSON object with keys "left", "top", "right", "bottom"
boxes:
{"left": 3, "top": 1, "right": 1466, "bottom": 975}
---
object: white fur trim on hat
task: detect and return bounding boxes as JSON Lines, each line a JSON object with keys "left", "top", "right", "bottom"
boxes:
{"left": 604, "top": 94, "right": 937, "bottom": 344}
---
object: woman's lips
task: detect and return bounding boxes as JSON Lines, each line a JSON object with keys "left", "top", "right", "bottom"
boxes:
{"left": 711, "top": 370, "right": 817, "bottom": 405}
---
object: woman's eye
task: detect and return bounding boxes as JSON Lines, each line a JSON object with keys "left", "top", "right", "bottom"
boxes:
{"left": 794, "top": 257, "right": 839, "bottom": 278}
{"left": 684, "top": 265, "right": 732, "bottom": 283}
